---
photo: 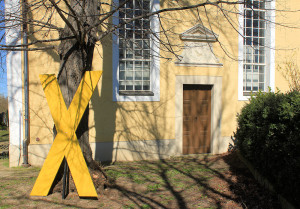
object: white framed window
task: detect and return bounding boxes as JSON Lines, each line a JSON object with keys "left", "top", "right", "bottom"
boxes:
{"left": 238, "top": 0, "right": 275, "bottom": 100}
{"left": 113, "top": 0, "right": 160, "bottom": 102}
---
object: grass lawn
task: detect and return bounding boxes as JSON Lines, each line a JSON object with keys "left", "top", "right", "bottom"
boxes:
{"left": 0, "top": 152, "right": 280, "bottom": 208}
{"left": 0, "top": 130, "right": 9, "bottom": 155}
{"left": 0, "top": 129, "right": 8, "bottom": 142}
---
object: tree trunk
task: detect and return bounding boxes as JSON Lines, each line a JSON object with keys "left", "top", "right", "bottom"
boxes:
{"left": 53, "top": 0, "right": 107, "bottom": 194}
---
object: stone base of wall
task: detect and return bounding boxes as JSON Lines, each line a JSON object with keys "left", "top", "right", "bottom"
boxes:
{"left": 9, "top": 144, "right": 22, "bottom": 167}
{"left": 27, "top": 137, "right": 232, "bottom": 167}
{"left": 91, "top": 139, "right": 179, "bottom": 162}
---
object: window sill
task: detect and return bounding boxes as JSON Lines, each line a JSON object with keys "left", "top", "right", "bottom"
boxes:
{"left": 119, "top": 91, "right": 154, "bottom": 96}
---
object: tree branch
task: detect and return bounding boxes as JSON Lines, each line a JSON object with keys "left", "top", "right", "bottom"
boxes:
{"left": 62, "top": 0, "right": 82, "bottom": 39}
{"left": 49, "top": 0, "right": 80, "bottom": 41}
{"left": 0, "top": 46, "right": 55, "bottom": 51}
{"left": 0, "top": 36, "right": 75, "bottom": 48}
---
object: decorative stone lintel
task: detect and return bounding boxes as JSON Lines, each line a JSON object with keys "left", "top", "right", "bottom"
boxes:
{"left": 180, "top": 24, "right": 218, "bottom": 42}
{"left": 176, "top": 24, "right": 223, "bottom": 67}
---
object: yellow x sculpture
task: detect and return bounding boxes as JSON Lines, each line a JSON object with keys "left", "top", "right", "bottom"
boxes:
{"left": 30, "top": 71, "right": 102, "bottom": 197}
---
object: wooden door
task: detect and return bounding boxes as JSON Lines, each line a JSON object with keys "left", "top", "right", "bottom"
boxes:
{"left": 183, "top": 85, "right": 212, "bottom": 154}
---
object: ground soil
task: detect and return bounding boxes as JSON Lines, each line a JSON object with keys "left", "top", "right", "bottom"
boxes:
{"left": 0, "top": 152, "right": 281, "bottom": 209}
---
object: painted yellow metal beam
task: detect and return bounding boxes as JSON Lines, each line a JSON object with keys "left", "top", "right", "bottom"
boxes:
{"left": 30, "top": 71, "right": 102, "bottom": 198}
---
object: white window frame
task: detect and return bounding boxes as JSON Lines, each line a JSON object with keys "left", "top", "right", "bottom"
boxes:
{"left": 113, "top": 0, "right": 160, "bottom": 102}
{"left": 238, "top": 0, "right": 275, "bottom": 101}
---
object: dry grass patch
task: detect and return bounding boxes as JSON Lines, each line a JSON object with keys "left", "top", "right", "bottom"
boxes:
{"left": 0, "top": 152, "right": 280, "bottom": 208}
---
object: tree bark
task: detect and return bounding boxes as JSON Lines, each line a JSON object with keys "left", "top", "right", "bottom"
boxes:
{"left": 53, "top": 0, "right": 107, "bottom": 193}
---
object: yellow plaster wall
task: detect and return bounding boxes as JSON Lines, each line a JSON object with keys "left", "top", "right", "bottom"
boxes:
{"left": 275, "top": 0, "right": 300, "bottom": 92}
{"left": 28, "top": 1, "right": 300, "bottom": 146}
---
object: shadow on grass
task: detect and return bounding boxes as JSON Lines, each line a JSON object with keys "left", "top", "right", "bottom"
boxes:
{"left": 0, "top": 152, "right": 281, "bottom": 208}
{"left": 105, "top": 151, "right": 280, "bottom": 208}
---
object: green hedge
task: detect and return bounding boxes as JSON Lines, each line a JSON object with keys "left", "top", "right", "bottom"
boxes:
{"left": 234, "top": 90, "right": 300, "bottom": 207}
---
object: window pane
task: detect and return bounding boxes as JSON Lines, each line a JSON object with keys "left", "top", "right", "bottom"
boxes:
{"left": 259, "top": 83, "right": 264, "bottom": 90}
{"left": 119, "top": 28, "right": 125, "bottom": 37}
{"left": 119, "top": 0, "right": 152, "bottom": 92}
{"left": 253, "top": 20, "right": 258, "bottom": 28}
{"left": 126, "top": 49, "right": 133, "bottom": 58}
{"left": 260, "top": 21, "right": 265, "bottom": 29}
{"left": 120, "top": 61, "right": 125, "bottom": 71}
{"left": 136, "top": 40, "right": 143, "bottom": 49}
{"left": 125, "top": 9, "right": 133, "bottom": 18}
{"left": 135, "top": 61, "right": 142, "bottom": 69}
{"left": 246, "top": 54, "right": 252, "bottom": 63}
{"left": 246, "top": 28, "right": 252, "bottom": 36}
{"left": 126, "top": 23, "right": 133, "bottom": 29}
{"left": 259, "top": 38, "right": 265, "bottom": 46}
{"left": 260, "top": 1, "right": 265, "bottom": 9}
{"left": 127, "top": 85, "right": 133, "bottom": 90}
{"left": 253, "top": 65, "right": 259, "bottom": 73}
{"left": 253, "top": 11, "right": 259, "bottom": 19}
{"left": 243, "top": 2, "right": 267, "bottom": 94}
{"left": 143, "top": 71, "right": 150, "bottom": 80}
{"left": 144, "top": 20, "right": 150, "bottom": 28}
{"left": 136, "top": 20, "right": 142, "bottom": 28}
{"left": 144, "top": 50, "right": 150, "bottom": 59}
{"left": 143, "top": 81, "right": 150, "bottom": 90}
{"left": 246, "top": 37, "right": 252, "bottom": 45}
{"left": 143, "top": 40, "right": 150, "bottom": 49}
{"left": 126, "top": 71, "right": 133, "bottom": 80}
{"left": 120, "top": 11, "right": 125, "bottom": 19}
{"left": 259, "top": 29, "right": 265, "bottom": 37}
{"left": 135, "top": 9, "right": 142, "bottom": 16}
{"left": 259, "top": 56, "right": 265, "bottom": 63}
{"left": 253, "top": 1, "right": 259, "bottom": 9}
{"left": 246, "top": 19, "right": 252, "bottom": 27}
{"left": 253, "top": 85, "right": 258, "bottom": 91}
{"left": 135, "top": 30, "right": 142, "bottom": 39}
{"left": 136, "top": 0, "right": 142, "bottom": 9}
{"left": 246, "top": 85, "right": 251, "bottom": 91}
{"left": 253, "top": 38, "right": 259, "bottom": 45}
{"left": 126, "top": 29, "right": 133, "bottom": 38}
{"left": 259, "top": 66, "right": 265, "bottom": 74}
{"left": 126, "top": 61, "right": 133, "bottom": 70}
{"left": 144, "top": 61, "right": 150, "bottom": 70}
{"left": 143, "top": 1, "right": 150, "bottom": 11}
{"left": 119, "top": 39, "right": 124, "bottom": 49}
{"left": 259, "top": 12, "right": 265, "bottom": 19}
{"left": 259, "top": 47, "right": 265, "bottom": 55}
{"left": 119, "top": 81, "right": 126, "bottom": 90}
{"left": 119, "top": 71, "right": 125, "bottom": 80}
{"left": 245, "top": 65, "right": 252, "bottom": 73}
{"left": 135, "top": 71, "right": 142, "bottom": 80}
{"left": 259, "top": 73, "right": 265, "bottom": 82}
{"left": 135, "top": 81, "right": 142, "bottom": 90}
{"left": 253, "top": 74, "right": 259, "bottom": 82}
{"left": 120, "top": 49, "right": 124, "bottom": 59}
{"left": 135, "top": 50, "right": 142, "bottom": 59}
{"left": 125, "top": 1, "right": 133, "bottom": 9}
{"left": 253, "top": 29, "right": 258, "bottom": 37}
{"left": 246, "top": 10, "right": 252, "bottom": 18}
{"left": 255, "top": 55, "right": 259, "bottom": 63}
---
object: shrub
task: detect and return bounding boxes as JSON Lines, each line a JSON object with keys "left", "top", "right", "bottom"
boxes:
{"left": 234, "top": 90, "right": 300, "bottom": 207}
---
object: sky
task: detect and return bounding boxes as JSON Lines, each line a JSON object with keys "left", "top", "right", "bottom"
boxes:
{"left": 0, "top": 0, "right": 6, "bottom": 98}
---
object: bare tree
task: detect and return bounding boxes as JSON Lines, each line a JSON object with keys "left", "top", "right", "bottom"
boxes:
{"left": 278, "top": 52, "right": 300, "bottom": 92}
{"left": 0, "top": 94, "right": 7, "bottom": 113}
{"left": 2, "top": 0, "right": 279, "bottom": 192}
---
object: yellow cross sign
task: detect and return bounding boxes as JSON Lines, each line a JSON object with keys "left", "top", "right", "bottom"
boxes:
{"left": 30, "top": 71, "right": 102, "bottom": 197}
